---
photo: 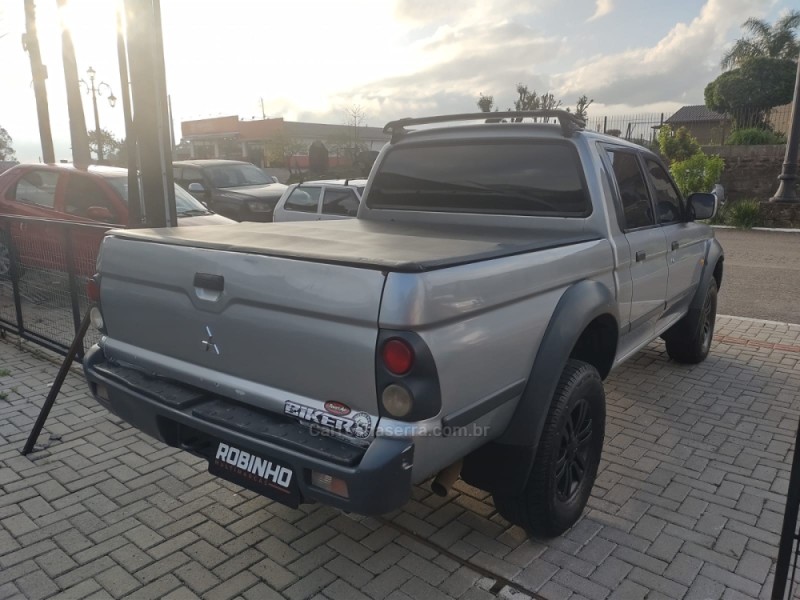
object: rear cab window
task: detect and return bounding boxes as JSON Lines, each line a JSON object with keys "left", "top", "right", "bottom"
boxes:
{"left": 367, "top": 141, "right": 591, "bottom": 217}
{"left": 602, "top": 149, "right": 655, "bottom": 230}
{"left": 12, "top": 170, "right": 60, "bottom": 209}
{"left": 284, "top": 186, "right": 322, "bottom": 213}
{"left": 322, "top": 187, "right": 359, "bottom": 217}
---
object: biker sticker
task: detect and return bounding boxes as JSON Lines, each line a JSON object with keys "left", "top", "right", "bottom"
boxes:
{"left": 285, "top": 400, "right": 372, "bottom": 439}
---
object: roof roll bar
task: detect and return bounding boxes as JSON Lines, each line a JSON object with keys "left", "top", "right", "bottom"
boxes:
{"left": 383, "top": 110, "right": 586, "bottom": 142}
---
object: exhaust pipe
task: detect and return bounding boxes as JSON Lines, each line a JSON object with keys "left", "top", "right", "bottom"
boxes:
{"left": 431, "top": 459, "right": 462, "bottom": 497}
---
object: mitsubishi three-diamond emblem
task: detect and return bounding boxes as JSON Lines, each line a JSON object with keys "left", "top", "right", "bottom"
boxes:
{"left": 201, "top": 326, "right": 220, "bottom": 355}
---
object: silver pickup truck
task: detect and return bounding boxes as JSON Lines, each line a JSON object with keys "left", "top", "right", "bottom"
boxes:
{"left": 83, "top": 111, "right": 723, "bottom": 537}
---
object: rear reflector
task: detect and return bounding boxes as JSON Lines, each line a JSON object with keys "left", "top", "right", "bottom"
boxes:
{"left": 86, "top": 277, "right": 100, "bottom": 303}
{"left": 90, "top": 306, "right": 105, "bottom": 331}
{"left": 311, "top": 471, "right": 349, "bottom": 498}
{"left": 381, "top": 338, "right": 414, "bottom": 375}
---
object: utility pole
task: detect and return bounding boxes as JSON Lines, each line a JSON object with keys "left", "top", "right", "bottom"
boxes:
{"left": 124, "top": 0, "right": 176, "bottom": 228}
{"left": 770, "top": 52, "right": 800, "bottom": 203}
{"left": 260, "top": 97, "right": 266, "bottom": 120}
{"left": 56, "top": 0, "right": 91, "bottom": 166}
{"left": 116, "top": 3, "right": 141, "bottom": 227}
{"left": 22, "top": 0, "right": 55, "bottom": 164}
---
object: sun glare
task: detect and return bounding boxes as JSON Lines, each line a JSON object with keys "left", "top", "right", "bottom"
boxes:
{"left": 58, "top": 0, "right": 119, "bottom": 47}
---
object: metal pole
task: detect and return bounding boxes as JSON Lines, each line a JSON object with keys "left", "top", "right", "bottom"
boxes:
{"left": 772, "top": 417, "right": 800, "bottom": 599}
{"left": 770, "top": 52, "right": 800, "bottom": 203}
{"left": 23, "top": 0, "right": 55, "bottom": 164}
{"left": 89, "top": 71, "right": 104, "bottom": 163}
{"left": 21, "top": 310, "right": 91, "bottom": 456}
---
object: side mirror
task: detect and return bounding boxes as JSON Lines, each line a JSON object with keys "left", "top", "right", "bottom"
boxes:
{"left": 86, "top": 206, "right": 114, "bottom": 222}
{"left": 187, "top": 182, "right": 206, "bottom": 194}
{"left": 687, "top": 192, "right": 717, "bottom": 221}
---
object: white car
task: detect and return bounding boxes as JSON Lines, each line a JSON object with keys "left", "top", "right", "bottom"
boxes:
{"left": 273, "top": 179, "right": 366, "bottom": 222}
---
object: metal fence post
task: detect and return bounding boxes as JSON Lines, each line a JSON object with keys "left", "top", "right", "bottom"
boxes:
{"left": 63, "top": 226, "right": 84, "bottom": 358}
{"left": 7, "top": 222, "right": 26, "bottom": 340}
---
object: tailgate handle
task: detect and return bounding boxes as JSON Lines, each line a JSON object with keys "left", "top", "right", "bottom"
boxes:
{"left": 193, "top": 273, "right": 224, "bottom": 292}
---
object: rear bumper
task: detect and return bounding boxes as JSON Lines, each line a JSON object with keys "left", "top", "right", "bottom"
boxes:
{"left": 83, "top": 345, "right": 414, "bottom": 515}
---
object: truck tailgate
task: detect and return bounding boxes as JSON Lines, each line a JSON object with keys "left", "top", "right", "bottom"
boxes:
{"left": 97, "top": 235, "right": 386, "bottom": 424}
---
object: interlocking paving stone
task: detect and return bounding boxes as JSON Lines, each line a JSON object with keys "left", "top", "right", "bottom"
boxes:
{"left": 1, "top": 315, "right": 799, "bottom": 598}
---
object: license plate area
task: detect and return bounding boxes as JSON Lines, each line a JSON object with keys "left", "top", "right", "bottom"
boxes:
{"left": 178, "top": 426, "right": 301, "bottom": 507}
{"left": 208, "top": 441, "right": 301, "bottom": 507}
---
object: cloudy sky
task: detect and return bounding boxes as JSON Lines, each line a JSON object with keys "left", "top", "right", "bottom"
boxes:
{"left": 0, "top": 0, "right": 794, "bottom": 161}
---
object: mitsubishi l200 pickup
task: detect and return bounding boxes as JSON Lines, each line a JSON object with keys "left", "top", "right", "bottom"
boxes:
{"left": 83, "top": 111, "right": 723, "bottom": 537}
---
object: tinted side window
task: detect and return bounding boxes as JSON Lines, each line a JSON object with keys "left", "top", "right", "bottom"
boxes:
{"left": 179, "top": 167, "right": 204, "bottom": 189}
{"left": 368, "top": 142, "right": 590, "bottom": 216}
{"left": 64, "top": 176, "right": 118, "bottom": 221}
{"left": 605, "top": 150, "right": 654, "bottom": 230}
{"left": 322, "top": 188, "right": 359, "bottom": 217}
{"left": 646, "top": 159, "right": 683, "bottom": 224}
{"left": 12, "top": 170, "right": 59, "bottom": 208}
{"left": 284, "top": 187, "right": 321, "bottom": 213}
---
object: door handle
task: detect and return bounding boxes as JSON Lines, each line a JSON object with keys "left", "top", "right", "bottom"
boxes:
{"left": 635, "top": 250, "right": 646, "bottom": 262}
{"left": 671, "top": 241, "right": 680, "bottom": 251}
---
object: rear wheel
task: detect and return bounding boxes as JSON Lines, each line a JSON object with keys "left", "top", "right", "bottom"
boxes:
{"left": 664, "top": 279, "right": 717, "bottom": 364}
{"left": 493, "top": 359, "right": 605, "bottom": 537}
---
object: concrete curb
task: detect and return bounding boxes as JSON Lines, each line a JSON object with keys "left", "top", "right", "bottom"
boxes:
{"left": 712, "top": 225, "right": 800, "bottom": 233}
{"left": 718, "top": 314, "right": 800, "bottom": 328}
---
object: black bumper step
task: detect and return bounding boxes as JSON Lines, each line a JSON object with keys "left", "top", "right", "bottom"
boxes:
{"left": 192, "top": 399, "right": 365, "bottom": 467}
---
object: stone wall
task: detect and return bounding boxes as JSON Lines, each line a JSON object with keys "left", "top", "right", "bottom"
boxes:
{"left": 759, "top": 201, "right": 800, "bottom": 228}
{"left": 700, "top": 144, "right": 797, "bottom": 203}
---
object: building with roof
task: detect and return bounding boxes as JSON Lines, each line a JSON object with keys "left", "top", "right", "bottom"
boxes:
{"left": 664, "top": 105, "right": 731, "bottom": 145}
{"left": 179, "top": 115, "right": 390, "bottom": 169}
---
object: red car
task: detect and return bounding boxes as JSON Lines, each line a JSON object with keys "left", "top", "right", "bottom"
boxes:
{"left": 0, "top": 163, "right": 232, "bottom": 278}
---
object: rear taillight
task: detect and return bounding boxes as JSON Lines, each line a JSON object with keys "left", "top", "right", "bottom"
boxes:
{"left": 381, "top": 338, "right": 414, "bottom": 375}
{"left": 376, "top": 331, "right": 440, "bottom": 422}
{"left": 86, "top": 277, "right": 100, "bottom": 303}
{"left": 87, "top": 276, "right": 105, "bottom": 332}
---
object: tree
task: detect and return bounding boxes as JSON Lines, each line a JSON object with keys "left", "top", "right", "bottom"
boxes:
{"left": 704, "top": 57, "right": 796, "bottom": 126}
{"left": 476, "top": 87, "right": 592, "bottom": 123}
{"left": 344, "top": 104, "right": 367, "bottom": 148}
{"left": 571, "top": 95, "right": 594, "bottom": 121}
{"left": 477, "top": 94, "right": 494, "bottom": 112}
{"left": 658, "top": 125, "right": 701, "bottom": 164}
{"left": 0, "top": 126, "right": 15, "bottom": 161}
{"left": 87, "top": 128, "right": 121, "bottom": 163}
{"left": 721, "top": 11, "right": 800, "bottom": 70}
{"left": 267, "top": 134, "right": 304, "bottom": 172}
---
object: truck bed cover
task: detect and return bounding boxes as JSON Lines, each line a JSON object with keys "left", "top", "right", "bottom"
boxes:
{"left": 108, "top": 219, "right": 599, "bottom": 273}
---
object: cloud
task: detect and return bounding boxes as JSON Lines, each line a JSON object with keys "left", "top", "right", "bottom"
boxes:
{"left": 321, "top": 20, "right": 563, "bottom": 123}
{"left": 554, "top": 0, "right": 773, "bottom": 106}
{"left": 393, "top": 0, "right": 538, "bottom": 24}
{"left": 587, "top": 0, "right": 613, "bottom": 22}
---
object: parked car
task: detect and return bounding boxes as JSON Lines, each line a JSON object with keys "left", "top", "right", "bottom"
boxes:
{"left": 273, "top": 179, "right": 367, "bottom": 222}
{"left": 173, "top": 159, "right": 288, "bottom": 222}
{"left": 84, "top": 111, "right": 722, "bottom": 537}
{"left": 0, "top": 163, "right": 232, "bottom": 278}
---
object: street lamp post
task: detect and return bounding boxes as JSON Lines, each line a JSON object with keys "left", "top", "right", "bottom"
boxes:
{"left": 770, "top": 53, "right": 800, "bottom": 203}
{"left": 80, "top": 66, "right": 117, "bottom": 163}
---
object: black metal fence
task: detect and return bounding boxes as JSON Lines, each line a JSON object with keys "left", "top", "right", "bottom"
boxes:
{"left": 0, "top": 215, "right": 110, "bottom": 359}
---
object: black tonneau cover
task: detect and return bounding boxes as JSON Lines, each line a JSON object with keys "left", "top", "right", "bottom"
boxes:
{"left": 109, "top": 219, "right": 600, "bottom": 273}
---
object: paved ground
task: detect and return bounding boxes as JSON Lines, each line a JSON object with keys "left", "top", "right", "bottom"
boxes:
{"left": 713, "top": 228, "right": 800, "bottom": 324}
{"left": 1, "top": 315, "right": 800, "bottom": 600}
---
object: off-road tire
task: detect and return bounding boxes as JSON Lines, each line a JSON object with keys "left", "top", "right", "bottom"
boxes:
{"left": 493, "top": 359, "right": 605, "bottom": 538}
{"left": 664, "top": 279, "right": 717, "bottom": 364}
